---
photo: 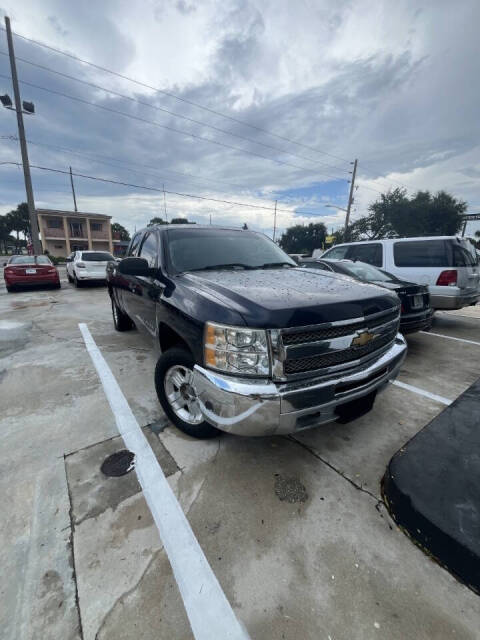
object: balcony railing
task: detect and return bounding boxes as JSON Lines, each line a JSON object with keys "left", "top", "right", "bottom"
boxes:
{"left": 91, "top": 229, "right": 108, "bottom": 239}
{"left": 43, "top": 226, "right": 65, "bottom": 238}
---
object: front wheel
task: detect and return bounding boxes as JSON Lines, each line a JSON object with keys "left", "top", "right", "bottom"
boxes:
{"left": 155, "top": 347, "right": 220, "bottom": 439}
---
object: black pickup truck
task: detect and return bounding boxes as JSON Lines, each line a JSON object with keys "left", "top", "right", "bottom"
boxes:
{"left": 107, "top": 225, "right": 407, "bottom": 439}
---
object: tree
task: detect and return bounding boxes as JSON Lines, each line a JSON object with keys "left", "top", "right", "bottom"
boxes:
{"left": 111, "top": 222, "right": 130, "bottom": 241}
{"left": 0, "top": 215, "right": 13, "bottom": 253}
{"left": 170, "top": 217, "right": 194, "bottom": 224}
{"left": 147, "top": 216, "right": 168, "bottom": 226}
{"left": 279, "top": 222, "right": 327, "bottom": 254}
{"left": 6, "top": 203, "right": 30, "bottom": 249}
{"left": 341, "top": 189, "right": 466, "bottom": 242}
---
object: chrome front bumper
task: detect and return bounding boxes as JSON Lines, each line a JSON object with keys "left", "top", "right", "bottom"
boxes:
{"left": 192, "top": 334, "right": 407, "bottom": 437}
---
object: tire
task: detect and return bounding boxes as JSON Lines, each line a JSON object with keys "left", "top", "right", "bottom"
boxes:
{"left": 112, "top": 298, "right": 134, "bottom": 331}
{"left": 53, "top": 282, "right": 61, "bottom": 289}
{"left": 6, "top": 285, "right": 14, "bottom": 293}
{"left": 74, "top": 273, "right": 82, "bottom": 288}
{"left": 155, "top": 347, "right": 220, "bottom": 439}
{"left": 67, "top": 273, "right": 73, "bottom": 283}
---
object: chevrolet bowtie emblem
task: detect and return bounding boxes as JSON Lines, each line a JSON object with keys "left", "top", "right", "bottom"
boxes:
{"left": 351, "top": 331, "right": 377, "bottom": 347}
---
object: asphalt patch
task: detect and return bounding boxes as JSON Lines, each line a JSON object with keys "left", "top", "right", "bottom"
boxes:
{"left": 383, "top": 377, "right": 480, "bottom": 594}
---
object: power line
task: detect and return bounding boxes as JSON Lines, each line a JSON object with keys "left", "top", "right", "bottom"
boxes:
{"left": 0, "top": 160, "right": 348, "bottom": 218}
{"left": 0, "top": 26, "right": 419, "bottom": 194}
{"left": 3, "top": 133, "right": 355, "bottom": 211}
{"left": 1, "top": 133, "right": 263, "bottom": 193}
{"left": 0, "top": 72, "right": 350, "bottom": 183}
{"left": 0, "top": 26, "right": 355, "bottom": 163}
{"left": 0, "top": 50, "right": 352, "bottom": 176}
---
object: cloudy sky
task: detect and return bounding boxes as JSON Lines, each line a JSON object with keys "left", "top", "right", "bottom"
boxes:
{"left": 1, "top": 0, "right": 479, "bottom": 238}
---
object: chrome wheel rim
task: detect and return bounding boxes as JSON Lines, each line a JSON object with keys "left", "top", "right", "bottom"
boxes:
{"left": 164, "top": 364, "right": 203, "bottom": 425}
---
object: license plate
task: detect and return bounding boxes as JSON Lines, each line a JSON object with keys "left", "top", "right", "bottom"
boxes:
{"left": 412, "top": 294, "right": 423, "bottom": 309}
{"left": 25, "top": 268, "right": 37, "bottom": 274}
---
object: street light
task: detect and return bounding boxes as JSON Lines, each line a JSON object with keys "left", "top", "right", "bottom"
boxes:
{"left": 1, "top": 92, "right": 35, "bottom": 115}
{"left": 325, "top": 204, "right": 348, "bottom": 213}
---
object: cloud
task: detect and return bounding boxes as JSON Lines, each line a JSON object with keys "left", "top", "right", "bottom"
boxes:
{"left": 0, "top": 0, "right": 479, "bottom": 239}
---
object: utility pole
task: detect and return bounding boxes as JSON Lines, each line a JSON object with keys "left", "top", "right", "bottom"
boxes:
{"left": 344, "top": 158, "right": 357, "bottom": 241}
{"left": 163, "top": 183, "right": 168, "bottom": 222}
{"left": 4, "top": 16, "right": 42, "bottom": 254}
{"left": 273, "top": 200, "right": 277, "bottom": 241}
{"left": 69, "top": 166, "right": 78, "bottom": 212}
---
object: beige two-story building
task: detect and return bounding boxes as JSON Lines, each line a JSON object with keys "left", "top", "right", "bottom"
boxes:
{"left": 37, "top": 209, "right": 114, "bottom": 257}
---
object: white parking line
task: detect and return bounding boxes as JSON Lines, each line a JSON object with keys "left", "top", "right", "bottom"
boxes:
{"left": 420, "top": 331, "right": 480, "bottom": 347}
{"left": 79, "top": 323, "right": 250, "bottom": 640}
{"left": 392, "top": 380, "right": 452, "bottom": 406}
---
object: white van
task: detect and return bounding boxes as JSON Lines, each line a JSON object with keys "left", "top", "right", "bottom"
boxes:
{"left": 321, "top": 237, "right": 479, "bottom": 310}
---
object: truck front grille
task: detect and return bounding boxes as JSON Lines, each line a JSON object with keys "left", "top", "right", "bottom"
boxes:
{"left": 284, "top": 329, "right": 397, "bottom": 374}
{"left": 281, "top": 309, "right": 399, "bottom": 345}
{"left": 278, "top": 307, "right": 400, "bottom": 378}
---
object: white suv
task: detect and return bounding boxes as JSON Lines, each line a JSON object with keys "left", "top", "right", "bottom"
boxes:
{"left": 66, "top": 250, "right": 115, "bottom": 287}
{"left": 321, "top": 237, "right": 479, "bottom": 310}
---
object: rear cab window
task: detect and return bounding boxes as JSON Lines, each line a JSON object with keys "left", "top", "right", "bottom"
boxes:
{"left": 345, "top": 243, "right": 383, "bottom": 267}
{"left": 394, "top": 240, "right": 448, "bottom": 267}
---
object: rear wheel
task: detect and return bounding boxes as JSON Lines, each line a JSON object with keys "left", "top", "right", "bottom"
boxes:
{"left": 74, "top": 273, "right": 82, "bottom": 288}
{"left": 67, "top": 272, "right": 73, "bottom": 283}
{"left": 6, "top": 285, "right": 14, "bottom": 293}
{"left": 112, "top": 298, "right": 134, "bottom": 331}
{"left": 155, "top": 347, "right": 220, "bottom": 439}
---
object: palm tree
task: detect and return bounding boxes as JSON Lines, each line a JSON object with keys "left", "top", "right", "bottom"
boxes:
{"left": 6, "top": 203, "right": 30, "bottom": 250}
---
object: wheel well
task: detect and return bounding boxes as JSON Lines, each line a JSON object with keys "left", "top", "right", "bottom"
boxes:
{"left": 159, "top": 323, "right": 190, "bottom": 354}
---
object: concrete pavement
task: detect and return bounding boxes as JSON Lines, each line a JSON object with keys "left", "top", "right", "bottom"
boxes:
{"left": 1, "top": 268, "right": 479, "bottom": 639}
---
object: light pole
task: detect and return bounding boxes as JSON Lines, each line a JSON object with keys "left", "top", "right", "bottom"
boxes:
{"left": 2, "top": 16, "right": 42, "bottom": 254}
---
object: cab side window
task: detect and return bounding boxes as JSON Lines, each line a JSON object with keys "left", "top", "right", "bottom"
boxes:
{"left": 128, "top": 233, "right": 142, "bottom": 256}
{"left": 346, "top": 243, "right": 383, "bottom": 267}
{"left": 138, "top": 232, "right": 158, "bottom": 268}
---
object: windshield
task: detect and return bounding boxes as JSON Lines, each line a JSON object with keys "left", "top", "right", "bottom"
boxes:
{"left": 36, "top": 255, "right": 52, "bottom": 265}
{"left": 334, "top": 260, "right": 393, "bottom": 282}
{"left": 81, "top": 252, "right": 115, "bottom": 261}
{"left": 166, "top": 229, "right": 296, "bottom": 273}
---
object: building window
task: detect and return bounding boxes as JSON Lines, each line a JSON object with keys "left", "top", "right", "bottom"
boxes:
{"left": 54, "top": 244, "right": 63, "bottom": 249}
{"left": 47, "top": 218, "right": 62, "bottom": 228}
{"left": 91, "top": 222, "right": 103, "bottom": 231}
{"left": 70, "top": 222, "right": 84, "bottom": 237}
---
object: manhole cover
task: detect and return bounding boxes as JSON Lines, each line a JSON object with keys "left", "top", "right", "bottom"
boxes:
{"left": 101, "top": 450, "right": 135, "bottom": 477}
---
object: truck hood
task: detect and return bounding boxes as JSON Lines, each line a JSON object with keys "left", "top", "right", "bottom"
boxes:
{"left": 181, "top": 267, "right": 399, "bottom": 328}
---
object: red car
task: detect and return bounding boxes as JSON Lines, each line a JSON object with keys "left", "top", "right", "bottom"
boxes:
{"left": 3, "top": 255, "right": 61, "bottom": 292}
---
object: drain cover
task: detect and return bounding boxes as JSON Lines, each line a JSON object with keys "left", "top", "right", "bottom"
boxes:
{"left": 101, "top": 450, "right": 135, "bottom": 477}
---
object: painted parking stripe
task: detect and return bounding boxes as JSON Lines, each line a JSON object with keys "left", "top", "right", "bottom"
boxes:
{"left": 392, "top": 380, "right": 452, "bottom": 406}
{"left": 79, "top": 323, "right": 250, "bottom": 640}
{"left": 420, "top": 331, "right": 480, "bottom": 347}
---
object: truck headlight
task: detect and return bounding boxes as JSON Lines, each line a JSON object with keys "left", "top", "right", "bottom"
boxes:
{"left": 204, "top": 322, "right": 270, "bottom": 376}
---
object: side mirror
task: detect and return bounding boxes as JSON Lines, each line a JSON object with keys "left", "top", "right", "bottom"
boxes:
{"left": 65, "top": 257, "right": 72, "bottom": 263}
{"left": 2, "top": 261, "right": 7, "bottom": 267}
{"left": 118, "top": 256, "right": 153, "bottom": 277}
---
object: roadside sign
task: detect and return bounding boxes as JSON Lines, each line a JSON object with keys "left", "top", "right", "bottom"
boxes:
{"left": 325, "top": 235, "right": 335, "bottom": 244}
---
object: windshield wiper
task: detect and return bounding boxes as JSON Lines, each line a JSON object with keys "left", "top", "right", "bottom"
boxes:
{"left": 257, "top": 262, "right": 296, "bottom": 269}
{"left": 187, "top": 263, "right": 254, "bottom": 272}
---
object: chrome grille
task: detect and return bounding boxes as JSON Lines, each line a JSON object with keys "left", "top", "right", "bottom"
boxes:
{"left": 277, "top": 307, "right": 400, "bottom": 378}
{"left": 284, "top": 329, "right": 397, "bottom": 374}
{"left": 281, "top": 309, "right": 399, "bottom": 345}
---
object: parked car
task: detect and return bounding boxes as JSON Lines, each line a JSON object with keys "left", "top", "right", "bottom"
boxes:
{"left": 299, "top": 258, "right": 433, "bottom": 333}
{"left": 3, "top": 254, "right": 61, "bottom": 292}
{"left": 320, "top": 237, "right": 480, "bottom": 310}
{"left": 107, "top": 225, "right": 407, "bottom": 439}
{"left": 66, "top": 250, "right": 115, "bottom": 286}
